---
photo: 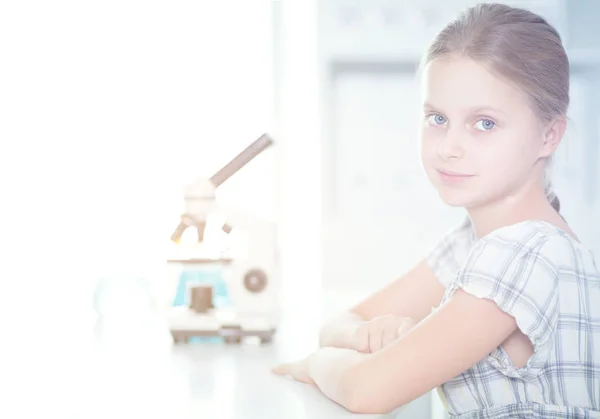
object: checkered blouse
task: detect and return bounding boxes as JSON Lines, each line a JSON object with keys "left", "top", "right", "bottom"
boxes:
{"left": 427, "top": 219, "right": 600, "bottom": 418}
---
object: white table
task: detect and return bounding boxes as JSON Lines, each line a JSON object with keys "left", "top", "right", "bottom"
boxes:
{"left": 71, "top": 309, "right": 415, "bottom": 419}
{"left": 42, "top": 292, "right": 433, "bottom": 419}
{"left": 76, "top": 338, "right": 401, "bottom": 419}
{"left": 170, "top": 343, "right": 400, "bottom": 419}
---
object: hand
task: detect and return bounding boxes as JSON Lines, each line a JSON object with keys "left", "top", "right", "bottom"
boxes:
{"left": 354, "top": 315, "right": 416, "bottom": 353}
{"left": 271, "top": 354, "right": 315, "bottom": 384}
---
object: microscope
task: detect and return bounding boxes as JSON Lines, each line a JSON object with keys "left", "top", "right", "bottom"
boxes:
{"left": 166, "top": 133, "right": 279, "bottom": 344}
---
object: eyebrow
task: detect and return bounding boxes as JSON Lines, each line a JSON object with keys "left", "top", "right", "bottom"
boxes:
{"left": 423, "top": 103, "right": 508, "bottom": 117}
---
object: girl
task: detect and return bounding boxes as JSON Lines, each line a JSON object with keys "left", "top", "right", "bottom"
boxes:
{"left": 272, "top": 3, "right": 600, "bottom": 418}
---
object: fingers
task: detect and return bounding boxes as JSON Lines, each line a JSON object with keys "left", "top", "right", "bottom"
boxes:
{"left": 272, "top": 361, "right": 315, "bottom": 385}
{"left": 355, "top": 316, "right": 418, "bottom": 354}
{"left": 369, "top": 321, "right": 385, "bottom": 353}
{"left": 271, "top": 363, "right": 292, "bottom": 375}
{"left": 381, "top": 323, "right": 397, "bottom": 349}
{"left": 295, "top": 372, "right": 316, "bottom": 385}
{"left": 396, "top": 318, "right": 416, "bottom": 339}
{"left": 354, "top": 324, "right": 370, "bottom": 353}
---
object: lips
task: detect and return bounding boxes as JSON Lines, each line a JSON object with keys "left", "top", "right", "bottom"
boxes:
{"left": 437, "top": 169, "right": 474, "bottom": 177}
{"left": 436, "top": 169, "right": 475, "bottom": 183}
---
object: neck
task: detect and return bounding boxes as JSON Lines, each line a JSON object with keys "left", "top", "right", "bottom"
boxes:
{"left": 467, "top": 182, "right": 554, "bottom": 239}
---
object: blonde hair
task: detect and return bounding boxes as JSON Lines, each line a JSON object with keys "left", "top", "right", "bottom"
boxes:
{"left": 421, "top": 3, "right": 569, "bottom": 212}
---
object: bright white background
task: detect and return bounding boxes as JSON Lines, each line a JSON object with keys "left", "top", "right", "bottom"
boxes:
{"left": 1, "top": 0, "right": 277, "bottom": 318}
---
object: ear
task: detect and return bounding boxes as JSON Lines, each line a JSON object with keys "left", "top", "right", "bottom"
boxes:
{"left": 539, "top": 115, "right": 567, "bottom": 158}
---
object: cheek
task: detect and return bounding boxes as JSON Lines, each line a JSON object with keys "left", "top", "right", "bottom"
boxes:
{"left": 476, "top": 141, "right": 531, "bottom": 183}
{"left": 419, "top": 127, "right": 437, "bottom": 166}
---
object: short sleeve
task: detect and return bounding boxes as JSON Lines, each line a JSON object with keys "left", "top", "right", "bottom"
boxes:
{"left": 426, "top": 217, "right": 475, "bottom": 288}
{"left": 442, "top": 223, "right": 560, "bottom": 380}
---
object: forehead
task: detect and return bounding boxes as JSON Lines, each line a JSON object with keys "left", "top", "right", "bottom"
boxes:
{"left": 421, "top": 55, "right": 530, "bottom": 112}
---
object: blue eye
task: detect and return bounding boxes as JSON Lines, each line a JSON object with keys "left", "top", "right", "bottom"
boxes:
{"left": 474, "top": 119, "right": 495, "bottom": 131}
{"left": 428, "top": 114, "right": 447, "bottom": 126}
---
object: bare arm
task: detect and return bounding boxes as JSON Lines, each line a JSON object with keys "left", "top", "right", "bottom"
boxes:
{"left": 319, "top": 259, "right": 446, "bottom": 348}
{"left": 309, "top": 289, "right": 518, "bottom": 413}
{"left": 350, "top": 259, "right": 446, "bottom": 320}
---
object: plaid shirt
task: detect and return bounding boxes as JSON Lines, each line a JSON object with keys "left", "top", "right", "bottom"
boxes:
{"left": 427, "top": 220, "right": 600, "bottom": 418}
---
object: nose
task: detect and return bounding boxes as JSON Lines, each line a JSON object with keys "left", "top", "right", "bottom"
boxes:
{"left": 437, "top": 126, "right": 464, "bottom": 161}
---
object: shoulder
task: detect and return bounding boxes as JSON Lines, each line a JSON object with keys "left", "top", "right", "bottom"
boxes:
{"left": 450, "top": 220, "right": 565, "bottom": 301}
{"left": 471, "top": 220, "right": 578, "bottom": 267}
{"left": 480, "top": 220, "right": 550, "bottom": 245}
{"left": 447, "top": 221, "right": 571, "bottom": 311}
{"left": 426, "top": 217, "right": 476, "bottom": 288}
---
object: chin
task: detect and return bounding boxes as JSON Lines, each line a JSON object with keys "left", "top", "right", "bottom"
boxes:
{"left": 435, "top": 188, "right": 479, "bottom": 208}
{"left": 438, "top": 190, "right": 499, "bottom": 211}
{"left": 438, "top": 195, "right": 469, "bottom": 207}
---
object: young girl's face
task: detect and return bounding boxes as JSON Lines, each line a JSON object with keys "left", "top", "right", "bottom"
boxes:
{"left": 419, "top": 55, "right": 546, "bottom": 209}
